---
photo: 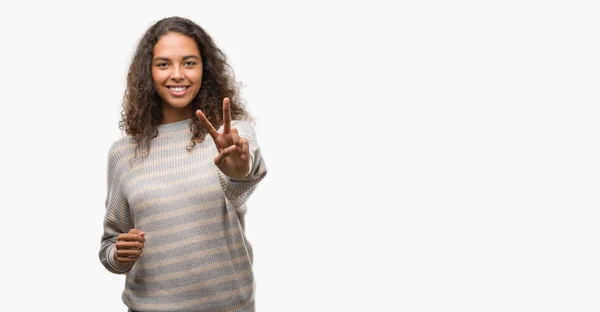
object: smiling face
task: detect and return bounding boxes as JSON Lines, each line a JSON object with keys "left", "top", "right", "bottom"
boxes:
{"left": 151, "top": 32, "right": 203, "bottom": 123}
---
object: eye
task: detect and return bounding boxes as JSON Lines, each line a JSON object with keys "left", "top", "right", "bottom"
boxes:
{"left": 184, "top": 61, "right": 197, "bottom": 66}
{"left": 156, "top": 63, "right": 168, "bottom": 68}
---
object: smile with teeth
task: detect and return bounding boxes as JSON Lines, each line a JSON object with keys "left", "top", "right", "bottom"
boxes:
{"left": 168, "top": 86, "right": 189, "bottom": 91}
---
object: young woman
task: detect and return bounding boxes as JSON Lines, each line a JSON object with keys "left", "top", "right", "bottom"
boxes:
{"left": 98, "top": 16, "right": 267, "bottom": 312}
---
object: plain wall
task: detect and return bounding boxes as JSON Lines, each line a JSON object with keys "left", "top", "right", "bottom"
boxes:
{"left": 0, "top": 1, "right": 598, "bottom": 311}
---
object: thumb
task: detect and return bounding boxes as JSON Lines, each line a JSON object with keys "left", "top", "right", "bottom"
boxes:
{"left": 128, "top": 228, "right": 145, "bottom": 236}
{"left": 214, "top": 145, "right": 237, "bottom": 165}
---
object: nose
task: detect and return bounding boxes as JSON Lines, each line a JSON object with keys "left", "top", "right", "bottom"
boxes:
{"left": 170, "top": 66, "right": 184, "bottom": 81}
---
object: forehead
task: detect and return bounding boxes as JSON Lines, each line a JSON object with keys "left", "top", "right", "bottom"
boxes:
{"left": 153, "top": 32, "right": 200, "bottom": 57}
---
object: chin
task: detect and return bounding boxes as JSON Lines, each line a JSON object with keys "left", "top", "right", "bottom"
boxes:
{"left": 165, "top": 99, "right": 193, "bottom": 108}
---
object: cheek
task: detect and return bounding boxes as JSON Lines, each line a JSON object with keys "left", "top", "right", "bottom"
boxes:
{"left": 191, "top": 70, "right": 203, "bottom": 85}
{"left": 151, "top": 72, "right": 159, "bottom": 87}
{"left": 152, "top": 70, "right": 167, "bottom": 86}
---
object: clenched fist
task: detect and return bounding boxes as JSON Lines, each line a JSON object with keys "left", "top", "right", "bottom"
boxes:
{"left": 115, "top": 229, "right": 146, "bottom": 264}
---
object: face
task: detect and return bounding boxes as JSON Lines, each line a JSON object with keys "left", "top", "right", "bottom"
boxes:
{"left": 152, "top": 32, "right": 203, "bottom": 120}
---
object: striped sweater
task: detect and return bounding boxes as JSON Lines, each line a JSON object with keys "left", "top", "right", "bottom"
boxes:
{"left": 99, "top": 118, "right": 267, "bottom": 312}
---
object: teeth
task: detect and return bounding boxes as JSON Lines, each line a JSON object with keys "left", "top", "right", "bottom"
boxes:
{"left": 169, "top": 86, "right": 187, "bottom": 91}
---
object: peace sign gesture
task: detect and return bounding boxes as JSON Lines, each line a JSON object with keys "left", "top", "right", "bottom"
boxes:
{"left": 196, "top": 97, "right": 251, "bottom": 180}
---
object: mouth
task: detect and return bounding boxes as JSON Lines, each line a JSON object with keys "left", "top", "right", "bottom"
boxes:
{"left": 166, "top": 85, "right": 190, "bottom": 96}
{"left": 167, "top": 85, "right": 190, "bottom": 91}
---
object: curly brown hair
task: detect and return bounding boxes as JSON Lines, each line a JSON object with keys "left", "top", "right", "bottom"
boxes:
{"left": 119, "top": 16, "right": 249, "bottom": 156}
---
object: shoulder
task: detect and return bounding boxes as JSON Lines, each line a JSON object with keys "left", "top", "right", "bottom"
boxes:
{"left": 107, "top": 136, "right": 136, "bottom": 160}
{"left": 106, "top": 136, "right": 137, "bottom": 176}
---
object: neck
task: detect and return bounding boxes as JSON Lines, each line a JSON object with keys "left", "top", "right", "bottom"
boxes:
{"left": 160, "top": 105, "right": 193, "bottom": 124}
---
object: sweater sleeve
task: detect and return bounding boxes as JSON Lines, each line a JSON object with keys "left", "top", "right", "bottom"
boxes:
{"left": 216, "top": 120, "right": 268, "bottom": 213}
{"left": 99, "top": 142, "right": 135, "bottom": 274}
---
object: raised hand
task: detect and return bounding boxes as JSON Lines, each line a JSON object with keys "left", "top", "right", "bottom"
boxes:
{"left": 196, "top": 97, "right": 250, "bottom": 180}
{"left": 115, "top": 229, "right": 145, "bottom": 264}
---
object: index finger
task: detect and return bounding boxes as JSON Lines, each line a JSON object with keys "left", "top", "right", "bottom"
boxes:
{"left": 196, "top": 110, "right": 220, "bottom": 139}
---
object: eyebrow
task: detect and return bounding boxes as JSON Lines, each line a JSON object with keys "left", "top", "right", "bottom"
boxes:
{"left": 153, "top": 55, "right": 201, "bottom": 62}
